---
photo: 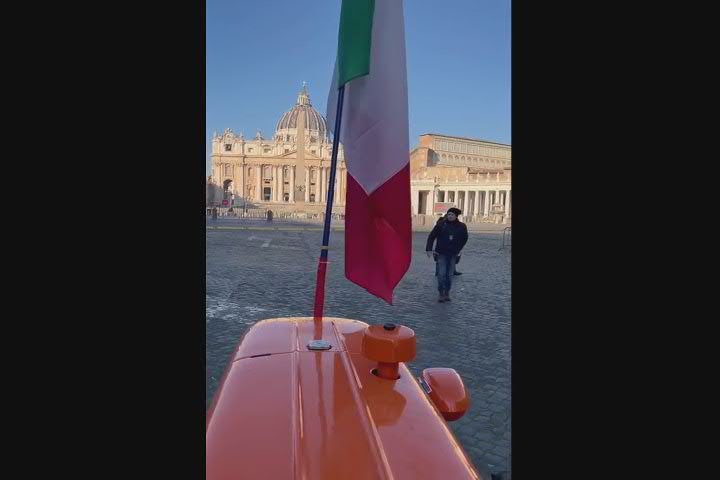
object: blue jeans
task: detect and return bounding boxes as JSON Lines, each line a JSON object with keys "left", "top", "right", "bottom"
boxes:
{"left": 436, "top": 254, "right": 456, "bottom": 293}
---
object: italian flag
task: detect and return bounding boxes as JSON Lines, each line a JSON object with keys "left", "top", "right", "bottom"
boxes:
{"left": 327, "top": 0, "right": 411, "bottom": 304}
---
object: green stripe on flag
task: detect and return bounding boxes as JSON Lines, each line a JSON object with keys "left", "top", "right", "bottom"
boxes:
{"left": 337, "top": 0, "right": 375, "bottom": 86}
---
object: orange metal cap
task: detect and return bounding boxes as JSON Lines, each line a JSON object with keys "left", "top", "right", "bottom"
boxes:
{"left": 361, "top": 323, "right": 416, "bottom": 364}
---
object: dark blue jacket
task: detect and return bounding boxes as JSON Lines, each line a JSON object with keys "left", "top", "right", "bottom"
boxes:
{"left": 426, "top": 219, "right": 468, "bottom": 256}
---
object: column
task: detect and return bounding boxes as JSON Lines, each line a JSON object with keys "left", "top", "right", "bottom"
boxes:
{"left": 335, "top": 169, "right": 340, "bottom": 205}
{"left": 277, "top": 166, "right": 283, "bottom": 202}
{"left": 326, "top": 167, "right": 331, "bottom": 203}
{"left": 281, "top": 167, "right": 285, "bottom": 202}
{"left": 320, "top": 167, "right": 326, "bottom": 203}
{"left": 272, "top": 166, "right": 278, "bottom": 202}
{"left": 326, "top": 168, "right": 331, "bottom": 204}
{"left": 279, "top": 166, "right": 285, "bottom": 201}
{"left": 340, "top": 169, "right": 345, "bottom": 205}
{"left": 474, "top": 190, "right": 481, "bottom": 217}
{"left": 483, "top": 190, "right": 490, "bottom": 216}
{"left": 305, "top": 167, "right": 310, "bottom": 202}
{"left": 289, "top": 166, "right": 295, "bottom": 203}
{"left": 506, "top": 190, "right": 511, "bottom": 217}
{"left": 334, "top": 172, "right": 339, "bottom": 203}
{"left": 256, "top": 165, "right": 262, "bottom": 201}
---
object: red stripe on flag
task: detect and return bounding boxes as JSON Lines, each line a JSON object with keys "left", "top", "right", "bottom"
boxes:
{"left": 345, "top": 165, "right": 412, "bottom": 304}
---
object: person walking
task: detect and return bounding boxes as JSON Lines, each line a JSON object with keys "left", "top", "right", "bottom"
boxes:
{"left": 426, "top": 207, "right": 468, "bottom": 302}
{"left": 435, "top": 214, "right": 463, "bottom": 275}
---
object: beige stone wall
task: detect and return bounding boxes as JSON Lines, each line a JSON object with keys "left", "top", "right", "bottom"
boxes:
{"left": 210, "top": 125, "right": 511, "bottom": 220}
{"left": 418, "top": 133, "right": 511, "bottom": 169}
{"left": 410, "top": 134, "right": 511, "bottom": 223}
{"left": 210, "top": 129, "right": 347, "bottom": 212}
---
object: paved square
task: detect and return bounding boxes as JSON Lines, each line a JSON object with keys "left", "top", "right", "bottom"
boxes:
{"left": 206, "top": 218, "right": 511, "bottom": 473}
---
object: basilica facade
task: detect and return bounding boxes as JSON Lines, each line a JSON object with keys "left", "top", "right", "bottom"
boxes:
{"left": 208, "top": 85, "right": 511, "bottom": 223}
{"left": 209, "top": 84, "right": 347, "bottom": 215}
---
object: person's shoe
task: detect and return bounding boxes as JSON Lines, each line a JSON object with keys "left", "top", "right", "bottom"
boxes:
{"left": 453, "top": 271, "right": 463, "bottom": 275}
{"left": 444, "top": 292, "right": 451, "bottom": 301}
{"left": 438, "top": 294, "right": 446, "bottom": 303}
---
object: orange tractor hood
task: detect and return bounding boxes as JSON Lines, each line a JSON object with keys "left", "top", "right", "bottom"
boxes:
{"left": 206, "top": 317, "right": 481, "bottom": 480}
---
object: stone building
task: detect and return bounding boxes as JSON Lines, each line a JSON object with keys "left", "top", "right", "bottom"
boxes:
{"left": 210, "top": 84, "right": 347, "bottom": 215}
{"left": 410, "top": 133, "right": 511, "bottom": 223}
{"left": 210, "top": 86, "right": 511, "bottom": 223}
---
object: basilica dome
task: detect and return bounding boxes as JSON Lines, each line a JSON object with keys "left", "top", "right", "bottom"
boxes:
{"left": 275, "top": 84, "right": 328, "bottom": 142}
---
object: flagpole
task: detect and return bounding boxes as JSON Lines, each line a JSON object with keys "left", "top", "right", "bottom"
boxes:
{"left": 313, "top": 84, "right": 345, "bottom": 324}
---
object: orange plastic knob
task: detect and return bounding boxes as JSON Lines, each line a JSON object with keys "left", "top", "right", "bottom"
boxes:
{"left": 362, "top": 323, "right": 416, "bottom": 379}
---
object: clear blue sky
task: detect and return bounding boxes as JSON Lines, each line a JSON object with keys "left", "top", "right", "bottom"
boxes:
{"left": 206, "top": 0, "right": 511, "bottom": 174}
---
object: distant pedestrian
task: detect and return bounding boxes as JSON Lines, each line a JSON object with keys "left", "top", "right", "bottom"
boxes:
{"left": 426, "top": 208, "right": 468, "bottom": 302}
{"left": 212, "top": 207, "right": 218, "bottom": 221}
{"left": 267, "top": 209, "right": 273, "bottom": 222}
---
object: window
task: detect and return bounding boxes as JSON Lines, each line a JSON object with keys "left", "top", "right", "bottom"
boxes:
{"left": 264, "top": 148, "right": 271, "bottom": 154}
{"left": 224, "top": 144, "right": 232, "bottom": 152}
{"left": 224, "top": 165, "right": 233, "bottom": 176}
{"left": 247, "top": 148, "right": 254, "bottom": 153}
{"left": 310, "top": 137, "right": 316, "bottom": 143}
{"left": 284, "top": 193, "right": 289, "bottom": 202}
{"left": 263, "top": 188, "right": 271, "bottom": 201}
{"left": 311, "top": 150, "right": 316, "bottom": 155}
{"left": 284, "top": 149, "right": 290, "bottom": 154}
{"left": 310, "top": 194, "right": 315, "bottom": 202}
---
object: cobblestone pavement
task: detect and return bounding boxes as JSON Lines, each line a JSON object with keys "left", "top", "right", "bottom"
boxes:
{"left": 206, "top": 219, "right": 511, "bottom": 473}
